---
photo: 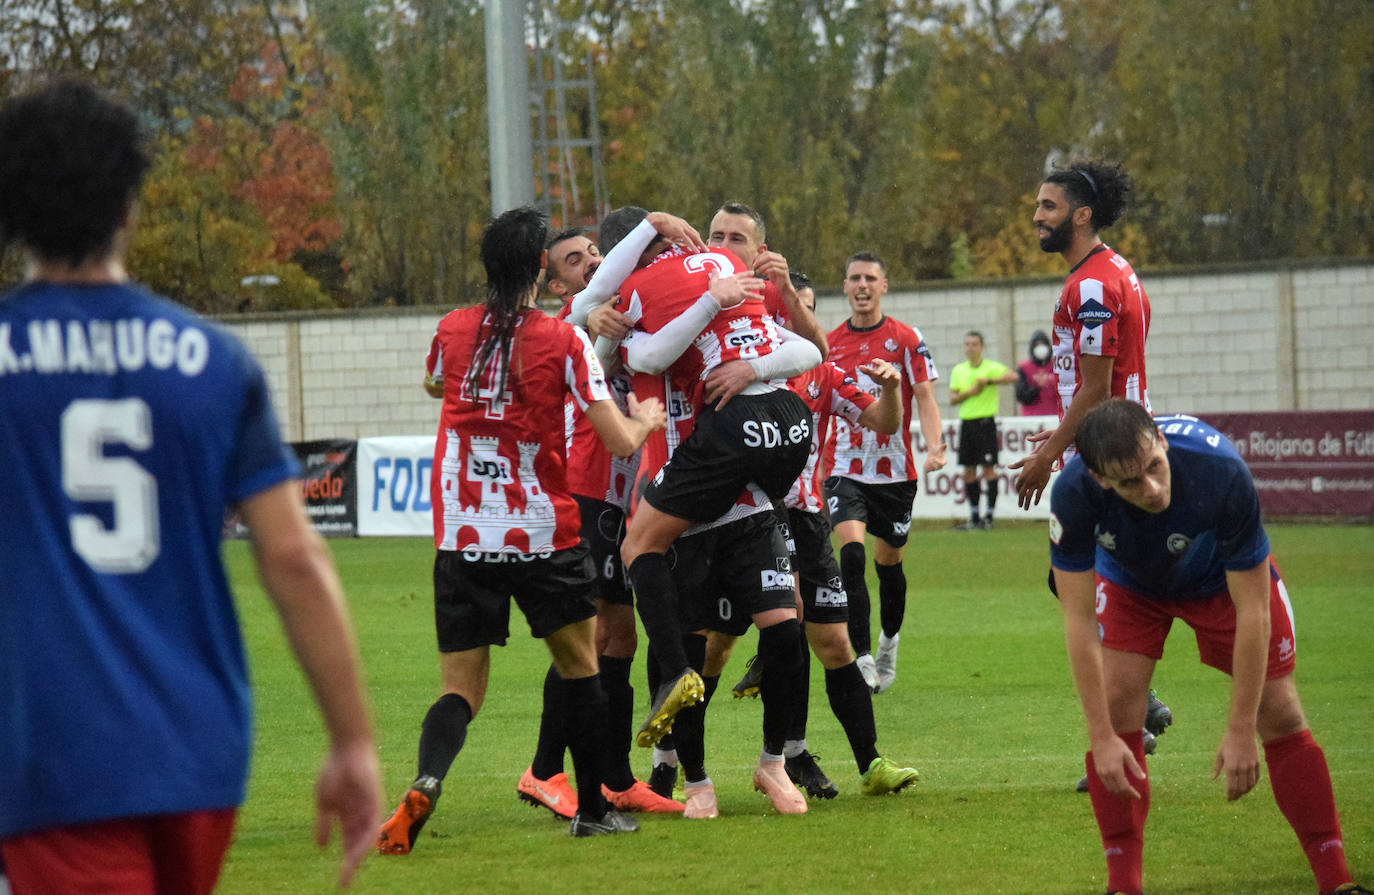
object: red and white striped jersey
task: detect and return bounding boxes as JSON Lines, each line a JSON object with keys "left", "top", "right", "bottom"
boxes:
{"left": 823, "top": 315, "right": 938, "bottom": 484}
{"left": 556, "top": 301, "right": 639, "bottom": 510}
{"left": 1052, "top": 244, "right": 1151, "bottom": 417}
{"left": 612, "top": 246, "right": 791, "bottom": 386}
{"left": 786, "top": 362, "right": 875, "bottom": 512}
{"left": 425, "top": 306, "right": 612, "bottom": 556}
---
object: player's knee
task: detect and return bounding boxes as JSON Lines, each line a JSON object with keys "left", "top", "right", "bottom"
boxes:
{"left": 805, "top": 622, "right": 851, "bottom": 668}
{"left": 1257, "top": 676, "right": 1308, "bottom": 740}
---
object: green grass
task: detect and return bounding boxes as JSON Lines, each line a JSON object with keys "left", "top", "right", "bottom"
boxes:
{"left": 218, "top": 524, "right": 1373, "bottom": 894}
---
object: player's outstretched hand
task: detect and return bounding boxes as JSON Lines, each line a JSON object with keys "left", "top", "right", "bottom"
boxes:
{"left": 707, "top": 270, "right": 766, "bottom": 309}
{"left": 646, "top": 212, "right": 706, "bottom": 252}
{"left": 627, "top": 393, "right": 667, "bottom": 433}
{"left": 859, "top": 358, "right": 900, "bottom": 391}
{"left": 1213, "top": 730, "right": 1261, "bottom": 802}
{"left": 315, "top": 740, "right": 382, "bottom": 887}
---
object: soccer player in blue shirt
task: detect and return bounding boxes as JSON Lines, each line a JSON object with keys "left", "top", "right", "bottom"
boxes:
{"left": 0, "top": 78, "right": 381, "bottom": 892}
{"left": 1050, "top": 399, "right": 1366, "bottom": 895}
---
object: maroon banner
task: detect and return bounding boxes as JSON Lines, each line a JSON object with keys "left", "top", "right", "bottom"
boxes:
{"left": 1202, "top": 411, "right": 1374, "bottom": 517}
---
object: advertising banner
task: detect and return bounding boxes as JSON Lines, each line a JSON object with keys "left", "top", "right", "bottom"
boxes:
{"left": 357, "top": 435, "right": 437, "bottom": 537}
{"left": 294, "top": 439, "right": 358, "bottom": 536}
{"left": 1200, "top": 411, "right": 1374, "bottom": 517}
{"left": 911, "top": 414, "right": 1059, "bottom": 522}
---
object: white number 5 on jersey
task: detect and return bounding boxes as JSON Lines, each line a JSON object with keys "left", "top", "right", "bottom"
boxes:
{"left": 62, "top": 398, "right": 160, "bottom": 573}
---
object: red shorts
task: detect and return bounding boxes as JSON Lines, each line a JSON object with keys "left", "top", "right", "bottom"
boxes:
{"left": 1095, "top": 556, "right": 1297, "bottom": 679}
{"left": 1, "top": 809, "right": 236, "bottom": 895}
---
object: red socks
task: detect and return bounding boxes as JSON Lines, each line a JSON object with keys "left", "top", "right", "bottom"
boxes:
{"left": 1086, "top": 729, "right": 1149, "bottom": 895}
{"left": 1265, "top": 728, "right": 1351, "bottom": 894}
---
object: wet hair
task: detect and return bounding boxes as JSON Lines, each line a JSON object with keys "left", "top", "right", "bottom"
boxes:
{"left": 845, "top": 250, "right": 886, "bottom": 276}
{"left": 788, "top": 269, "right": 812, "bottom": 291}
{"left": 0, "top": 77, "right": 150, "bottom": 267}
{"left": 714, "top": 201, "right": 766, "bottom": 244}
{"left": 468, "top": 206, "right": 549, "bottom": 402}
{"left": 965, "top": 330, "right": 985, "bottom": 345}
{"left": 598, "top": 205, "right": 649, "bottom": 255}
{"left": 1044, "top": 160, "right": 1131, "bottom": 231}
{"left": 1074, "top": 399, "right": 1160, "bottom": 476}
{"left": 544, "top": 226, "right": 590, "bottom": 285}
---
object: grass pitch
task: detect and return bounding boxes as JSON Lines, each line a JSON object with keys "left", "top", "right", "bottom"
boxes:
{"left": 218, "top": 523, "right": 1372, "bottom": 894}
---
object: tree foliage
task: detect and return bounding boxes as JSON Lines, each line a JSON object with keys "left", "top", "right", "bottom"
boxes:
{"left": 2, "top": 0, "right": 1370, "bottom": 309}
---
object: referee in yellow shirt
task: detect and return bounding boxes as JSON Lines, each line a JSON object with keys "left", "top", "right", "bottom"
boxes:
{"left": 948, "top": 331, "right": 1018, "bottom": 529}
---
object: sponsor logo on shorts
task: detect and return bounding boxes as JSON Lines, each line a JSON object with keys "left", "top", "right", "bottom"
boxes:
{"left": 760, "top": 569, "right": 796, "bottom": 591}
{"left": 1166, "top": 533, "right": 1192, "bottom": 554}
{"left": 1048, "top": 512, "right": 1063, "bottom": 544}
{"left": 1096, "top": 530, "right": 1116, "bottom": 550}
{"left": 461, "top": 545, "right": 555, "bottom": 562}
{"left": 814, "top": 585, "right": 847, "bottom": 607}
{"left": 742, "top": 417, "right": 811, "bottom": 448}
{"left": 1278, "top": 636, "right": 1295, "bottom": 663}
{"left": 890, "top": 520, "right": 910, "bottom": 536}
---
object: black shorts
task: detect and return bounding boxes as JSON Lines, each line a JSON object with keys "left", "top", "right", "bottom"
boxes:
{"left": 643, "top": 388, "right": 812, "bottom": 523}
{"left": 574, "top": 495, "right": 631, "bottom": 606}
{"left": 432, "top": 545, "right": 597, "bottom": 651}
{"left": 823, "top": 475, "right": 919, "bottom": 548}
{"left": 957, "top": 416, "right": 999, "bottom": 468}
{"left": 669, "top": 513, "right": 796, "bottom": 638}
{"left": 785, "top": 507, "right": 848, "bottom": 625}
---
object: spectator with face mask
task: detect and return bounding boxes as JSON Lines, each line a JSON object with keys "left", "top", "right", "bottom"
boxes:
{"left": 1016, "top": 330, "right": 1058, "bottom": 416}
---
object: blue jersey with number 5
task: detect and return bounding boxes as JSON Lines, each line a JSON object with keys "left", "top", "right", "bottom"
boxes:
{"left": 1048, "top": 414, "right": 1270, "bottom": 599}
{"left": 0, "top": 281, "right": 299, "bottom": 838}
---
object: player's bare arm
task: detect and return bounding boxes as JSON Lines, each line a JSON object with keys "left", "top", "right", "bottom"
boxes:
{"left": 857, "top": 359, "right": 901, "bottom": 435}
{"left": 1011, "top": 353, "right": 1115, "bottom": 508}
{"left": 1213, "top": 561, "right": 1271, "bottom": 802}
{"left": 240, "top": 481, "right": 382, "bottom": 886}
{"left": 1054, "top": 565, "right": 1145, "bottom": 800}
{"left": 912, "top": 379, "right": 947, "bottom": 472}
{"left": 755, "top": 249, "right": 828, "bottom": 358}
{"left": 585, "top": 393, "right": 666, "bottom": 458}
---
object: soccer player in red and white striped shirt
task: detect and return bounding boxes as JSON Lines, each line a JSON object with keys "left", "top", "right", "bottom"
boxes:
{"left": 1012, "top": 160, "right": 1152, "bottom": 509}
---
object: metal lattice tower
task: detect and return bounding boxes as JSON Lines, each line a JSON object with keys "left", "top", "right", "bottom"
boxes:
{"left": 528, "top": 2, "right": 610, "bottom": 227}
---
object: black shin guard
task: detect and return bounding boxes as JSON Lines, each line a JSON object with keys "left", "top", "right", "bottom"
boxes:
{"left": 758, "top": 619, "right": 805, "bottom": 756}
{"left": 628, "top": 554, "right": 689, "bottom": 680}
{"left": 599, "top": 655, "right": 635, "bottom": 791}
{"left": 417, "top": 692, "right": 473, "bottom": 783}
{"left": 530, "top": 665, "right": 566, "bottom": 780}
{"left": 876, "top": 561, "right": 906, "bottom": 640}
{"left": 825, "top": 662, "right": 879, "bottom": 772}
{"left": 839, "top": 542, "right": 871, "bottom": 654}
{"left": 562, "top": 673, "right": 610, "bottom": 819}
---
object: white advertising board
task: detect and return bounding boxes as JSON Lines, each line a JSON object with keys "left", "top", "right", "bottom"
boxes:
{"left": 909, "top": 414, "right": 1060, "bottom": 521}
{"left": 356, "top": 435, "right": 437, "bottom": 537}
